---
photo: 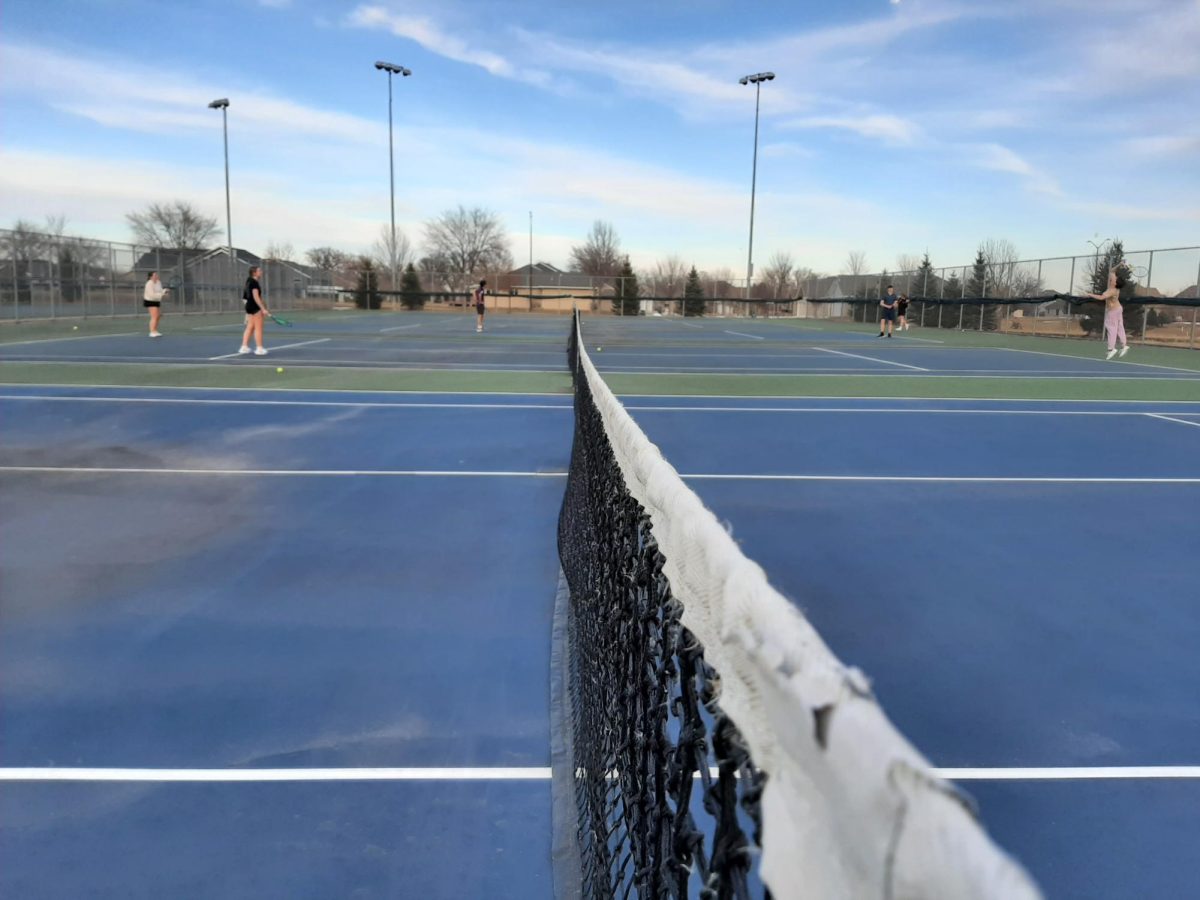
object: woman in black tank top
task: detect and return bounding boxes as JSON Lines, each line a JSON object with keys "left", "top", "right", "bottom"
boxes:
{"left": 238, "top": 266, "right": 271, "bottom": 355}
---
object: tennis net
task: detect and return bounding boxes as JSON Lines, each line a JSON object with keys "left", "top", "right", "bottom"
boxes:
{"left": 553, "top": 310, "right": 1041, "bottom": 899}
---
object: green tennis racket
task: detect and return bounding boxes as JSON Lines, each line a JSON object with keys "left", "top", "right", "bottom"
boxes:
{"left": 269, "top": 313, "right": 294, "bottom": 327}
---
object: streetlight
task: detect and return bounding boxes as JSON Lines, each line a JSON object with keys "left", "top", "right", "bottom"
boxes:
{"left": 739, "top": 72, "right": 774, "bottom": 301}
{"left": 375, "top": 61, "right": 411, "bottom": 291}
{"left": 207, "top": 99, "right": 233, "bottom": 270}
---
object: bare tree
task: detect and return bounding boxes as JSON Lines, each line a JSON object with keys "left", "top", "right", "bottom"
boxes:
{"left": 760, "top": 251, "right": 795, "bottom": 298}
{"left": 649, "top": 255, "right": 688, "bottom": 297}
{"left": 264, "top": 241, "right": 296, "bottom": 262}
{"left": 305, "top": 246, "right": 350, "bottom": 272}
{"left": 569, "top": 221, "right": 622, "bottom": 276}
{"left": 371, "top": 225, "right": 413, "bottom": 278}
{"left": 792, "top": 266, "right": 819, "bottom": 299}
{"left": 126, "top": 201, "right": 220, "bottom": 249}
{"left": 981, "top": 237, "right": 1020, "bottom": 297}
{"left": 845, "top": 250, "right": 868, "bottom": 298}
{"left": 704, "top": 266, "right": 739, "bottom": 298}
{"left": 422, "top": 206, "right": 513, "bottom": 285}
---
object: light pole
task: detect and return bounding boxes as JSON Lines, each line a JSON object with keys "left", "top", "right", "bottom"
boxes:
{"left": 375, "top": 61, "right": 411, "bottom": 291}
{"left": 739, "top": 72, "right": 774, "bottom": 301}
{"left": 208, "top": 99, "right": 233, "bottom": 270}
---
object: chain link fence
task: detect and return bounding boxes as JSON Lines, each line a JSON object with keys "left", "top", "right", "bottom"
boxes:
{"left": 5, "top": 227, "right": 1196, "bottom": 347}
{"left": 804, "top": 246, "right": 1200, "bottom": 349}
{"left": 0, "top": 228, "right": 336, "bottom": 322}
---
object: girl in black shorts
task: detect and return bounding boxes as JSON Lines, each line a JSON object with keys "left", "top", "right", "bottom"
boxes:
{"left": 897, "top": 294, "right": 910, "bottom": 331}
{"left": 238, "top": 266, "right": 271, "bottom": 355}
{"left": 474, "top": 279, "right": 487, "bottom": 333}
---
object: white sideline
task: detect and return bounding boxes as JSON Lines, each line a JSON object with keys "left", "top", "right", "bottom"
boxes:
{"left": 2, "top": 765, "right": 1197, "bottom": 783}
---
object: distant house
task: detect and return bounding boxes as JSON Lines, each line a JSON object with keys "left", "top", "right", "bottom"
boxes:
{"left": 502, "top": 262, "right": 602, "bottom": 313}
{"left": 803, "top": 275, "right": 853, "bottom": 318}
{"left": 128, "top": 247, "right": 330, "bottom": 299}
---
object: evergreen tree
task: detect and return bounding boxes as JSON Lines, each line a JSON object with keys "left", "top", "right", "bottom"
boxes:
{"left": 909, "top": 252, "right": 936, "bottom": 327}
{"left": 683, "top": 265, "right": 705, "bottom": 317}
{"left": 963, "top": 248, "right": 995, "bottom": 330}
{"left": 612, "top": 256, "right": 640, "bottom": 316}
{"left": 399, "top": 262, "right": 424, "bottom": 310}
{"left": 913, "top": 252, "right": 936, "bottom": 297}
{"left": 354, "top": 256, "right": 380, "bottom": 310}
{"left": 937, "top": 271, "right": 964, "bottom": 330}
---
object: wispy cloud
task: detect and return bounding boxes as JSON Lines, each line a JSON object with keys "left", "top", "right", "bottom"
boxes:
{"left": 1122, "top": 134, "right": 1200, "bottom": 159}
{"left": 0, "top": 41, "right": 384, "bottom": 143}
{"left": 964, "top": 143, "right": 1063, "bottom": 197}
{"left": 347, "top": 6, "right": 553, "bottom": 88}
{"left": 782, "top": 114, "right": 921, "bottom": 146}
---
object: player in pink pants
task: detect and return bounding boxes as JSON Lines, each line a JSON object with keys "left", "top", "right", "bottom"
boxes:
{"left": 1083, "top": 268, "right": 1128, "bottom": 360}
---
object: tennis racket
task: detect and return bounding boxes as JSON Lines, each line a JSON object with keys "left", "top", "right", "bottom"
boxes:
{"left": 269, "top": 313, "right": 294, "bottom": 327}
{"left": 166, "top": 275, "right": 183, "bottom": 292}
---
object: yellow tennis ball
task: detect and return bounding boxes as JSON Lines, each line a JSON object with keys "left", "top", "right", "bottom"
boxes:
{"left": 596, "top": 346, "right": 602, "bottom": 352}
{"left": 72, "top": 325, "right": 78, "bottom": 330}
{"left": 276, "top": 367, "right": 284, "bottom": 373}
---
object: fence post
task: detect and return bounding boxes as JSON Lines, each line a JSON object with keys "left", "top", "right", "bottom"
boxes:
{"left": 1140, "top": 250, "right": 1155, "bottom": 344}
{"left": 980, "top": 271, "right": 986, "bottom": 331}
{"left": 108, "top": 243, "right": 116, "bottom": 316}
{"left": 1190, "top": 306, "right": 1198, "bottom": 350}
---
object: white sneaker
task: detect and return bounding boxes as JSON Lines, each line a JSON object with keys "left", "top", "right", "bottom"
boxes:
{"left": 1118, "top": 346, "right": 1129, "bottom": 358}
{"left": 1105, "top": 349, "right": 1117, "bottom": 360}
{"left": 149, "top": 331, "right": 162, "bottom": 337}
{"left": 238, "top": 346, "right": 251, "bottom": 355}
{"left": 254, "top": 347, "right": 268, "bottom": 356}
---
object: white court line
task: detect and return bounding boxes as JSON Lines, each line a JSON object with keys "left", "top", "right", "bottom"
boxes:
{"left": 938, "top": 767, "right": 1200, "bottom": 781}
{"left": 0, "top": 331, "right": 143, "bottom": 346}
{"left": 1, "top": 466, "right": 566, "bottom": 478}
{"left": 723, "top": 330, "right": 766, "bottom": 340}
{"left": 623, "top": 405, "right": 1148, "bottom": 416}
{"left": 208, "top": 338, "right": 331, "bottom": 360}
{"left": 681, "top": 474, "right": 1200, "bottom": 484}
{"left": 1, "top": 765, "right": 1197, "bottom": 783}
{"left": 1147, "top": 413, "right": 1200, "bottom": 429}
{"left": 617, "top": 394, "right": 1200, "bottom": 405}
{"left": 380, "top": 324, "right": 423, "bottom": 333}
{"left": 1002, "top": 346, "right": 1200, "bottom": 376}
{"left": 0, "top": 394, "right": 570, "bottom": 410}
{"left": 0, "top": 767, "right": 551, "bottom": 782}
{"left": 0, "top": 382, "right": 570, "bottom": 398}
{"left": 814, "top": 346, "right": 929, "bottom": 371}
{"left": 680, "top": 322, "right": 705, "bottom": 330}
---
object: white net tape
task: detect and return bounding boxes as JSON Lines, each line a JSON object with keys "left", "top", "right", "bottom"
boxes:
{"left": 576, "top": 322, "right": 1041, "bottom": 900}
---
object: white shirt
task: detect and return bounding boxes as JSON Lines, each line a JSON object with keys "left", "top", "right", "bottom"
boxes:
{"left": 144, "top": 280, "right": 166, "bottom": 302}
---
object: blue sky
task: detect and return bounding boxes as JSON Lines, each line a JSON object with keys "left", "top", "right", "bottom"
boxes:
{"left": 2, "top": 0, "right": 1197, "bottom": 277}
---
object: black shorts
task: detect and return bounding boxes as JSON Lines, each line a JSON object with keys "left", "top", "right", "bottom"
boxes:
{"left": 475, "top": 304, "right": 486, "bottom": 315}
{"left": 143, "top": 300, "right": 160, "bottom": 308}
{"left": 880, "top": 306, "right": 896, "bottom": 321}
{"left": 245, "top": 302, "right": 261, "bottom": 315}
{"left": 897, "top": 305, "right": 909, "bottom": 317}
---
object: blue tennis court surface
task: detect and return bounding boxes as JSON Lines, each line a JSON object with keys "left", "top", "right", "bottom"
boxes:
{"left": 2, "top": 315, "right": 1199, "bottom": 897}
{"left": 2, "top": 312, "right": 1199, "bottom": 379}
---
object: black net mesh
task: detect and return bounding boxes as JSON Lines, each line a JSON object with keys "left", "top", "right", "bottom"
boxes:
{"left": 558, "top": 313, "right": 767, "bottom": 899}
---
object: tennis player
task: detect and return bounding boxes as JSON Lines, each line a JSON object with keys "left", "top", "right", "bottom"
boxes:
{"left": 1082, "top": 268, "right": 1129, "bottom": 360}
{"left": 238, "top": 265, "right": 271, "bottom": 356}
{"left": 897, "top": 293, "right": 910, "bottom": 331}
{"left": 143, "top": 271, "right": 167, "bottom": 337}
{"left": 879, "top": 285, "right": 897, "bottom": 337}
{"left": 474, "top": 278, "right": 487, "bottom": 333}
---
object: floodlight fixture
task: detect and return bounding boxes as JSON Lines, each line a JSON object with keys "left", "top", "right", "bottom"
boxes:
{"left": 375, "top": 61, "right": 411, "bottom": 76}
